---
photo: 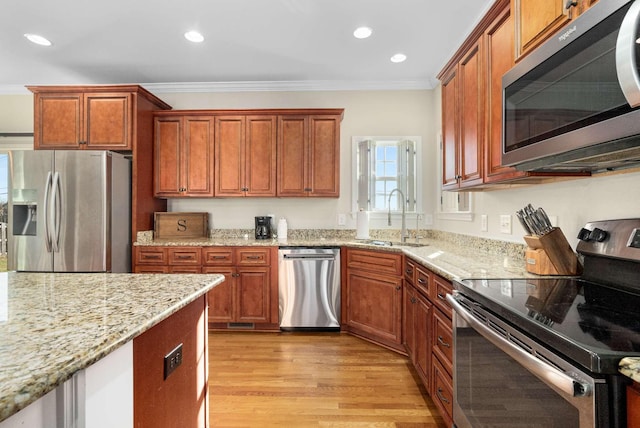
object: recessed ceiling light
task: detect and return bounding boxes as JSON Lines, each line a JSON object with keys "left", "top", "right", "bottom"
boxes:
{"left": 390, "top": 53, "right": 407, "bottom": 63}
{"left": 184, "top": 31, "right": 204, "bottom": 43}
{"left": 353, "top": 27, "right": 373, "bottom": 39}
{"left": 24, "top": 33, "right": 52, "bottom": 46}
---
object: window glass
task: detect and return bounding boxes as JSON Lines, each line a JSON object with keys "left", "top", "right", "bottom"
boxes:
{"left": 354, "top": 137, "right": 419, "bottom": 213}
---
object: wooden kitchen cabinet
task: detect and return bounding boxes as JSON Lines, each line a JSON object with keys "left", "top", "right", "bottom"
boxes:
{"left": 154, "top": 115, "right": 214, "bottom": 197}
{"left": 133, "top": 295, "right": 208, "bottom": 428}
{"left": 215, "top": 115, "right": 277, "bottom": 197}
{"left": 432, "top": 356, "right": 454, "bottom": 427}
{"left": 343, "top": 248, "right": 404, "bottom": 352}
{"left": 404, "top": 283, "right": 432, "bottom": 389}
{"left": 133, "top": 246, "right": 202, "bottom": 273}
{"left": 203, "top": 247, "right": 278, "bottom": 328}
{"left": 277, "top": 114, "right": 342, "bottom": 197}
{"left": 441, "top": 38, "right": 484, "bottom": 190}
{"left": 31, "top": 90, "right": 132, "bottom": 150}
{"left": 512, "top": 0, "right": 597, "bottom": 61}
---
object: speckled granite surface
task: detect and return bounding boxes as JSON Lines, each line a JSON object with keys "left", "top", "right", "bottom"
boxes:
{"left": 0, "top": 272, "right": 223, "bottom": 422}
{"left": 136, "top": 229, "right": 532, "bottom": 281}
{"left": 620, "top": 357, "right": 640, "bottom": 383}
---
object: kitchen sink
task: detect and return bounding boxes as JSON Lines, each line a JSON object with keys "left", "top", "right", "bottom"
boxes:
{"left": 352, "top": 239, "right": 428, "bottom": 248}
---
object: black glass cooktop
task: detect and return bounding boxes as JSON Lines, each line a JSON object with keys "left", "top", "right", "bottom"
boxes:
{"left": 454, "top": 277, "right": 640, "bottom": 374}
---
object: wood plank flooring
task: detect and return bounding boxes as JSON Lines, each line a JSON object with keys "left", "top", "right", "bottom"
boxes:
{"left": 208, "top": 331, "right": 447, "bottom": 427}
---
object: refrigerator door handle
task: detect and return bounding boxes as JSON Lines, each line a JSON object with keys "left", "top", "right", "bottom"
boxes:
{"left": 51, "top": 171, "right": 61, "bottom": 252}
{"left": 43, "top": 171, "right": 53, "bottom": 253}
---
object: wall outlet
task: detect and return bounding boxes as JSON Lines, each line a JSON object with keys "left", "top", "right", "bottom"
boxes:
{"left": 499, "top": 215, "right": 512, "bottom": 234}
{"left": 337, "top": 213, "right": 346, "bottom": 226}
{"left": 164, "top": 343, "right": 183, "bottom": 380}
{"left": 480, "top": 214, "right": 488, "bottom": 232}
{"left": 424, "top": 214, "right": 433, "bottom": 225}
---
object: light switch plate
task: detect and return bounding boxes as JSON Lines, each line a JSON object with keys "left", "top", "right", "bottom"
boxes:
{"left": 499, "top": 215, "right": 512, "bottom": 234}
{"left": 480, "top": 214, "right": 488, "bottom": 232}
{"left": 337, "top": 214, "right": 346, "bottom": 226}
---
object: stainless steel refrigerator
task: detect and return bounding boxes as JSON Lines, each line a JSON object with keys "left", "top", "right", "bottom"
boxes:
{"left": 8, "top": 150, "right": 131, "bottom": 272}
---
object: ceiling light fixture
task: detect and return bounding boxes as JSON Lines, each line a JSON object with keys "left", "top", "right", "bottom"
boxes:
{"left": 353, "top": 27, "right": 372, "bottom": 39}
{"left": 184, "top": 31, "right": 204, "bottom": 43}
{"left": 24, "top": 33, "right": 52, "bottom": 46}
{"left": 390, "top": 53, "right": 407, "bottom": 63}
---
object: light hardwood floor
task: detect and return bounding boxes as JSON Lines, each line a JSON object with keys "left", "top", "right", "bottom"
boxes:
{"left": 208, "top": 331, "right": 447, "bottom": 427}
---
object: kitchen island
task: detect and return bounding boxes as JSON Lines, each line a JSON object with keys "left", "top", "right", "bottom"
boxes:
{"left": 0, "top": 271, "right": 224, "bottom": 426}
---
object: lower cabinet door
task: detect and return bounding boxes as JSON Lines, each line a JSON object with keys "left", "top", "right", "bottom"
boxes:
{"left": 346, "top": 271, "right": 403, "bottom": 346}
{"left": 236, "top": 267, "right": 271, "bottom": 323}
{"left": 204, "top": 268, "right": 235, "bottom": 323}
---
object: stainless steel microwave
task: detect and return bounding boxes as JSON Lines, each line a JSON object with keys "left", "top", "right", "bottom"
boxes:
{"left": 502, "top": 0, "right": 640, "bottom": 172}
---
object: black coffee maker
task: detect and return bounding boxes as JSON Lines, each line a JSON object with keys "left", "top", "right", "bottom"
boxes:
{"left": 255, "top": 216, "right": 272, "bottom": 240}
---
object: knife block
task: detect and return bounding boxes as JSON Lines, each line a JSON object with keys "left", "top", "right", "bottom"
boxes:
{"left": 523, "top": 227, "right": 581, "bottom": 275}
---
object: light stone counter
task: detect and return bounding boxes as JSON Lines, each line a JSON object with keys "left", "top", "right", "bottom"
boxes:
{"left": 135, "top": 232, "right": 533, "bottom": 282}
{"left": 0, "top": 272, "right": 224, "bottom": 422}
{"left": 620, "top": 357, "right": 640, "bottom": 383}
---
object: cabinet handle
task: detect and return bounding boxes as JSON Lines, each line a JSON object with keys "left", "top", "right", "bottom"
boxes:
{"left": 410, "top": 297, "right": 417, "bottom": 304}
{"left": 232, "top": 273, "right": 240, "bottom": 277}
{"left": 395, "top": 286, "right": 402, "bottom": 291}
{"left": 437, "top": 293, "right": 446, "bottom": 301}
{"left": 436, "top": 388, "right": 450, "bottom": 405}
{"left": 246, "top": 256, "right": 262, "bottom": 260}
{"left": 143, "top": 254, "right": 161, "bottom": 259}
{"left": 304, "top": 188, "right": 312, "bottom": 192}
{"left": 418, "top": 278, "right": 427, "bottom": 284}
{"left": 437, "top": 336, "right": 451, "bottom": 348}
{"left": 213, "top": 255, "right": 227, "bottom": 259}
{"left": 405, "top": 268, "right": 413, "bottom": 275}
{"left": 177, "top": 255, "right": 193, "bottom": 259}
{"left": 565, "top": 0, "right": 577, "bottom": 9}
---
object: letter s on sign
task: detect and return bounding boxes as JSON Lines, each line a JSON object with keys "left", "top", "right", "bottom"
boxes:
{"left": 177, "top": 219, "right": 187, "bottom": 231}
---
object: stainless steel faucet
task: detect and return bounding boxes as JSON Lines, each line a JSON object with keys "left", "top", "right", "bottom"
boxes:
{"left": 388, "top": 188, "right": 408, "bottom": 243}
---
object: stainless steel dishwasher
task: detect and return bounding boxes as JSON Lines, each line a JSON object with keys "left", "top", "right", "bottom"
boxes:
{"left": 278, "top": 247, "right": 340, "bottom": 330}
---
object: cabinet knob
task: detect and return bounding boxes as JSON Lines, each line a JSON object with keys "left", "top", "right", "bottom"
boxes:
{"left": 395, "top": 286, "right": 402, "bottom": 291}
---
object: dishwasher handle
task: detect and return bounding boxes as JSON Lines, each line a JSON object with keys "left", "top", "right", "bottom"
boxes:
{"left": 282, "top": 253, "right": 336, "bottom": 260}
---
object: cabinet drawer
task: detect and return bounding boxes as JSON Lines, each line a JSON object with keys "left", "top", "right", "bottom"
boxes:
{"left": 347, "top": 249, "right": 402, "bottom": 276}
{"left": 404, "top": 258, "right": 415, "bottom": 284}
{"left": 134, "top": 265, "right": 169, "bottom": 274}
{"left": 237, "top": 248, "right": 270, "bottom": 265}
{"left": 432, "top": 357, "right": 453, "bottom": 421}
{"left": 431, "top": 275, "right": 453, "bottom": 319}
{"left": 202, "top": 248, "right": 235, "bottom": 265}
{"left": 169, "top": 266, "right": 202, "bottom": 273}
{"left": 432, "top": 308, "right": 453, "bottom": 375}
{"left": 135, "top": 247, "right": 167, "bottom": 265}
{"left": 168, "top": 247, "right": 202, "bottom": 265}
{"left": 415, "top": 265, "right": 431, "bottom": 297}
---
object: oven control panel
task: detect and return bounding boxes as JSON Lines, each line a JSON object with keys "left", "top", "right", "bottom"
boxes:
{"left": 627, "top": 228, "right": 640, "bottom": 249}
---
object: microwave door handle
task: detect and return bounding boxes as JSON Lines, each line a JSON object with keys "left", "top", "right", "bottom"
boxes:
{"left": 43, "top": 171, "right": 52, "bottom": 252}
{"left": 616, "top": 0, "right": 640, "bottom": 107}
{"left": 446, "top": 294, "right": 591, "bottom": 398}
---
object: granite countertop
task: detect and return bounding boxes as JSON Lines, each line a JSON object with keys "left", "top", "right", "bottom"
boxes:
{"left": 620, "top": 357, "right": 640, "bottom": 383}
{"left": 0, "top": 271, "right": 224, "bottom": 422}
{"left": 136, "top": 235, "right": 533, "bottom": 281}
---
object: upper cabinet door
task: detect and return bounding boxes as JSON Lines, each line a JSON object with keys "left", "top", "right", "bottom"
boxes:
{"left": 34, "top": 93, "right": 83, "bottom": 149}
{"left": 441, "top": 68, "right": 459, "bottom": 190}
{"left": 154, "top": 117, "right": 182, "bottom": 196}
{"left": 184, "top": 117, "right": 215, "bottom": 196}
{"left": 215, "top": 116, "right": 246, "bottom": 196}
{"left": 308, "top": 115, "right": 340, "bottom": 197}
{"left": 245, "top": 116, "right": 277, "bottom": 197}
{"left": 512, "top": 0, "right": 572, "bottom": 60}
{"left": 277, "top": 116, "right": 308, "bottom": 197}
{"left": 84, "top": 93, "right": 132, "bottom": 150}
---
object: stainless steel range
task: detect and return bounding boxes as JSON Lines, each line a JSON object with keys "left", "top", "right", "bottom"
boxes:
{"left": 448, "top": 219, "right": 640, "bottom": 427}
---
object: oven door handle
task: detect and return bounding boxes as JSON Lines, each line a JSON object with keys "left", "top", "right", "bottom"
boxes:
{"left": 447, "top": 294, "right": 591, "bottom": 398}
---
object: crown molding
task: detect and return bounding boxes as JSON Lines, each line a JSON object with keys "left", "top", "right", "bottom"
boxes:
{"left": 0, "top": 79, "right": 435, "bottom": 95}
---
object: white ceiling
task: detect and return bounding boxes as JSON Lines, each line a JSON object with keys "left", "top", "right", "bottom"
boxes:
{"left": 0, "top": 0, "right": 494, "bottom": 94}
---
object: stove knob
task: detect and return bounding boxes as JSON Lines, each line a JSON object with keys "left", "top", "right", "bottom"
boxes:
{"left": 589, "top": 228, "right": 608, "bottom": 242}
{"left": 577, "top": 228, "right": 592, "bottom": 241}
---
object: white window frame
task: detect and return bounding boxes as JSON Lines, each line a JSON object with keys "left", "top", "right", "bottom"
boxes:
{"left": 351, "top": 136, "right": 422, "bottom": 221}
